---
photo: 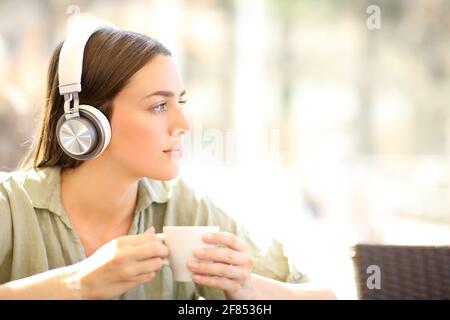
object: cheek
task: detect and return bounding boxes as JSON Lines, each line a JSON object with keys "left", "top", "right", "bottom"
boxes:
{"left": 107, "top": 110, "right": 179, "bottom": 180}
{"left": 110, "top": 112, "right": 166, "bottom": 159}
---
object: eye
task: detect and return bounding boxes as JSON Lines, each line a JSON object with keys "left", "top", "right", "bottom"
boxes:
{"left": 151, "top": 102, "right": 168, "bottom": 113}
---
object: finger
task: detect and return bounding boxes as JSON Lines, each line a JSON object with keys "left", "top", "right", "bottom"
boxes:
{"left": 191, "top": 274, "right": 238, "bottom": 292}
{"left": 193, "top": 247, "right": 249, "bottom": 266}
{"left": 116, "top": 231, "right": 161, "bottom": 247}
{"left": 132, "top": 241, "right": 169, "bottom": 261}
{"left": 132, "top": 231, "right": 164, "bottom": 246}
{"left": 119, "top": 272, "right": 156, "bottom": 296}
{"left": 129, "top": 272, "right": 156, "bottom": 284}
{"left": 202, "top": 232, "right": 247, "bottom": 252}
{"left": 133, "top": 258, "right": 165, "bottom": 276}
{"left": 187, "top": 261, "right": 243, "bottom": 280}
{"left": 114, "top": 234, "right": 141, "bottom": 248}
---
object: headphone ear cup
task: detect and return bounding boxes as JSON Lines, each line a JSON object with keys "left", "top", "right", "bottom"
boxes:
{"left": 56, "top": 105, "right": 111, "bottom": 161}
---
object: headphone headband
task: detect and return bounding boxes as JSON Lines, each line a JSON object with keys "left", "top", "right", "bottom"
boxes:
{"left": 58, "top": 18, "right": 116, "bottom": 95}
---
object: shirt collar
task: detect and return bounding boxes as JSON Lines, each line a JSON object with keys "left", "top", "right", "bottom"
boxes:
{"left": 23, "top": 166, "right": 172, "bottom": 217}
{"left": 135, "top": 175, "right": 172, "bottom": 212}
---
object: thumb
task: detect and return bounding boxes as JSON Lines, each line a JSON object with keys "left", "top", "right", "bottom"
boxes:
{"left": 145, "top": 226, "right": 155, "bottom": 234}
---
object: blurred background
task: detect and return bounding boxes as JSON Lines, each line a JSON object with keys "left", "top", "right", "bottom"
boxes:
{"left": 0, "top": 0, "right": 449, "bottom": 298}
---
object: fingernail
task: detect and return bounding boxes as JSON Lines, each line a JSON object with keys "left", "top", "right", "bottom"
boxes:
{"left": 195, "top": 249, "right": 204, "bottom": 256}
{"left": 188, "top": 261, "right": 198, "bottom": 269}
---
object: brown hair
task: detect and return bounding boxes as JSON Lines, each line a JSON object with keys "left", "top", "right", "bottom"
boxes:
{"left": 19, "top": 28, "right": 171, "bottom": 170}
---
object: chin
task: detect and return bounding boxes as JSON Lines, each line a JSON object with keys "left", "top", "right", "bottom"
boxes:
{"left": 144, "top": 165, "right": 179, "bottom": 181}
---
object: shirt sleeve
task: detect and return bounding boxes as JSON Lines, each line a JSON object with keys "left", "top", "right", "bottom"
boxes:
{"left": 192, "top": 194, "right": 308, "bottom": 300}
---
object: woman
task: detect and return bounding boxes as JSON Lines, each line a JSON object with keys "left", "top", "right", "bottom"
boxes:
{"left": 0, "top": 26, "right": 335, "bottom": 300}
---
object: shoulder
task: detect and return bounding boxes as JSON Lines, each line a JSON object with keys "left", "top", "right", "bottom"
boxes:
{"left": 0, "top": 170, "right": 24, "bottom": 185}
{"left": 0, "top": 166, "right": 54, "bottom": 192}
{"left": 0, "top": 173, "right": 9, "bottom": 210}
{"left": 0, "top": 171, "right": 25, "bottom": 245}
{"left": 0, "top": 166, "right": 60, "bottom": 211}
{"left": 0, "top": 169, "right": 27, "bottom": 202}
{"left": 0, "top": 169, "right": 29, "bottom": 215}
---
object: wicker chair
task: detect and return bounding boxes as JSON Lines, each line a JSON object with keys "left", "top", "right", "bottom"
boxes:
{"left": 351, "top": 244, "right": 450, "bottom": 300}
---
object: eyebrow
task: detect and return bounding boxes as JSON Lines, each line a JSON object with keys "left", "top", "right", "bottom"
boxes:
{"left": 142, "top": 89, "right": 186, "bottom": 100}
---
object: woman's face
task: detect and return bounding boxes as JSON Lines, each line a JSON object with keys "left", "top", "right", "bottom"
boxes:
{"left": 107, "top": 54, "right": 190, "bottom": 180}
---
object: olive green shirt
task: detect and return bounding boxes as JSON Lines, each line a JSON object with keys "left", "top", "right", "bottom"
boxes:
{"left": 0, "top": 166, "right": 305, "bottom": 299}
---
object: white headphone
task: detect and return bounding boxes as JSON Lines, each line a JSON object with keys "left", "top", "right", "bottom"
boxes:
{"left": 56, "top": 19, "right": 115, "bottom": 160}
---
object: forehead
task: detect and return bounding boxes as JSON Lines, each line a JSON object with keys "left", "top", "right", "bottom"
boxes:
{"left": 124, "top": 54, "right": 184, "bottom": 94}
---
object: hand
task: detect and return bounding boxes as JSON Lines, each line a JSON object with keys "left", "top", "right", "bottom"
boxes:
{"left": 187, "top": 232, "right": 255, "bottom": 300}
{"left": 69, "top": 227, "right": 168, "bottom": 299}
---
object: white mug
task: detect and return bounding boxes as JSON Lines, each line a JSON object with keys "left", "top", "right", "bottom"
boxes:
{"left": 156, "top": 226, "right": 219, "bottom": 282}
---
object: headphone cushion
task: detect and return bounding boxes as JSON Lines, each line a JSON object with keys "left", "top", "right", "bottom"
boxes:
{"left": 78, "top": 104, "right": 111, "bottom": 153}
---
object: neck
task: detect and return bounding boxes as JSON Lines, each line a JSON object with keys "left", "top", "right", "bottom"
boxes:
{"left": 60, "top": 157, "right": 139, "bottom": 228}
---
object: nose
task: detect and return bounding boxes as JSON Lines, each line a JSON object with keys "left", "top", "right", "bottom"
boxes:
{"left": 169, "top": 103, "right": 190, "bottom": 139}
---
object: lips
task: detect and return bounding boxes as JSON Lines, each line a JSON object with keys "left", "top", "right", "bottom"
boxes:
{"left": 163, "top": 145, "right": 183, "bottom": 152}
{"left": 163, "top": 145, "right": 184, "bottom": 158}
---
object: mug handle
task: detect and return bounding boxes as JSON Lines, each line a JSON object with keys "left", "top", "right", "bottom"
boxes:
{"left": 155, "top": 233, "right": 170, "bottom": 266}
